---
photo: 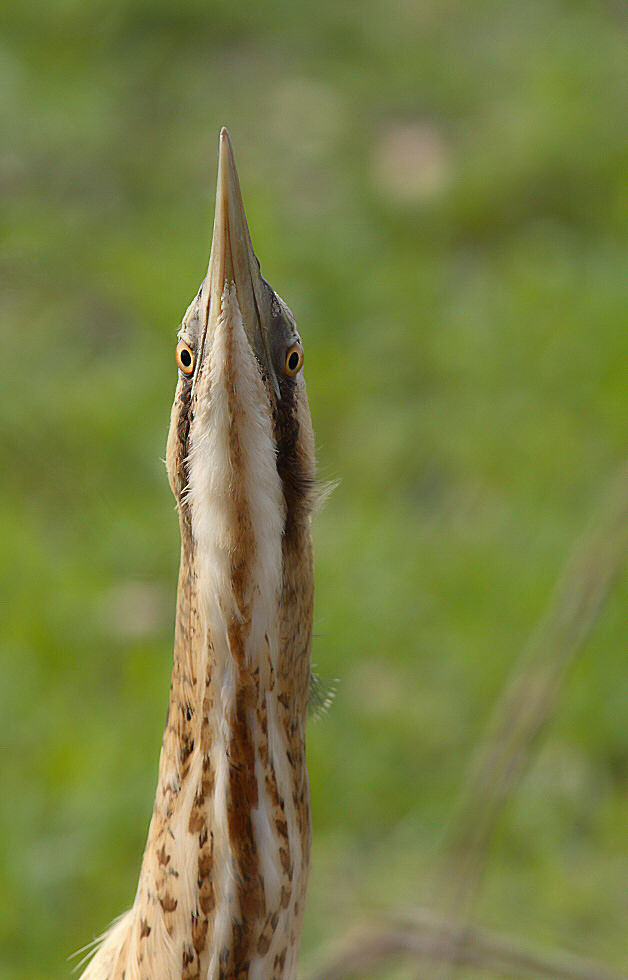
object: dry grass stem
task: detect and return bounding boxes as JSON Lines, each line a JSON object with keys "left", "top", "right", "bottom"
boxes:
{"left": 307, "top": 909, "right": 628, "bottom": 980}
{"left": 421, "top": 460, "right": 628, "bottom": 976}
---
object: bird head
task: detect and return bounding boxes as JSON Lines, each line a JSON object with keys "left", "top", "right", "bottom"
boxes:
{"left": 166, "top": 128, "right": 315, "bottom": 679}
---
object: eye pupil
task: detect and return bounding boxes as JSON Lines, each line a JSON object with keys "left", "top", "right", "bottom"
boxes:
{"left": 288, "top": 351, "right": 299, "bottom": 371}
{"left": 180, "top": 348, "right": 192, "bottom": 367}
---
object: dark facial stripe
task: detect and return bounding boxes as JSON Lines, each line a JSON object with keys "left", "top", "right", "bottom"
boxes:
{"left": 273, "top": 381, "right": 315, "bottom": 533}
{"left": 170, "top": 376, "right": 194, "bottom": 516}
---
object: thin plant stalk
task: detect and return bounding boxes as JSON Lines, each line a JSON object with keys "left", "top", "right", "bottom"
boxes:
{"left": 425, "top": 460, "right": 628, "bottom": 974}
{"left": 308, "top": 909, "right": 628, "bottom": 980}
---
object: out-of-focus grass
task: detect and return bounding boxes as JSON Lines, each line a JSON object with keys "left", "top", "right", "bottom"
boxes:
{"left": 0, "top": 2, "right": 626, "bottom": 977}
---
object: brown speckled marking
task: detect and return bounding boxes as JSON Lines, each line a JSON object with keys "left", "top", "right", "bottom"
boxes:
{"left": 225, "top": 676, "right": 264, "bottom": 965}
{"left": 192, "top": 911, "right": 209, "bottom": 956}
{"left": 218, "top": 299, "right": 266, "bottom": 975}
{"left": 160, "top": 893, "right": 178, "bottom": 914}
{"left": 274, "top": 948, "right": 287, "bottom": 974}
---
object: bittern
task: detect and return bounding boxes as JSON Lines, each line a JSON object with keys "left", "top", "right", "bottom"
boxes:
{"left": 81, "top": 129, "right": 316, "bottom": 980}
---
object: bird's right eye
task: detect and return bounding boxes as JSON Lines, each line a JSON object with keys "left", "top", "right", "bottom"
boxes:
{"left": 176, "top": 340, "right": 195, "bottom": 376}
{"left": 284, "top": 341, "right": 304, "bottom": 378}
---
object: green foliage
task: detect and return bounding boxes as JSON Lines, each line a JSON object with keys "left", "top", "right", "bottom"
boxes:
{"left": 0, "top": 1, "right": 626, "bottom": 976}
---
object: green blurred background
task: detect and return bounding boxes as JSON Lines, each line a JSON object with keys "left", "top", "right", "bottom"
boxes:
{"left": 1, "top": 1, "right": 627, "bottom": 977}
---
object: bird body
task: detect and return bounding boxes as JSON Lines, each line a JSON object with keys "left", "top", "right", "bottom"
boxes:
{"left": 81, "top": 129, "right": 316, "bottom": 980}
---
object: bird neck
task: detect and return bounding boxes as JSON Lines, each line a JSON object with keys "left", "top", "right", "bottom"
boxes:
{"left": 130, "top": 511, "right": 313, "bottom": 980}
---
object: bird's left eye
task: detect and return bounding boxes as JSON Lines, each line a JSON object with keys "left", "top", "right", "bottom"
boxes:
{"left": 176, "top": 340, "right": 195, "bottom": 376}
{"left": 284, "top": 342, "right": 304, "bottom": 378}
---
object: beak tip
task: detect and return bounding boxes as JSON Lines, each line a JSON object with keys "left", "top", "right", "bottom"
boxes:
{"left": 217, "top": 128, "right": 237, "bottom": 195}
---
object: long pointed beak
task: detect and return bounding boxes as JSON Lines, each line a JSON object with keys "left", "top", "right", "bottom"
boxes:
{"left": 200, "top": 128, "right": 279, "bottom": 396}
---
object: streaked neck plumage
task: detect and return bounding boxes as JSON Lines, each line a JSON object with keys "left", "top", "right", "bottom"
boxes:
{"left": 82, "top": 129, "right": 316, "bottom": 980}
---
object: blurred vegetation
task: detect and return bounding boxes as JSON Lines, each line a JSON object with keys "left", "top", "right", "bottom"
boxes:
{"left": 0, "top": 1, "right": 626, "bottom": 977}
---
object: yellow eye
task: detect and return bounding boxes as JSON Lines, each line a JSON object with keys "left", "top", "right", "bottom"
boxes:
{"left": 176, "top": 340, "right": 195, "bottom": 376}
{"left": 285, "top": 342, "right": 304, "bottom": 378}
